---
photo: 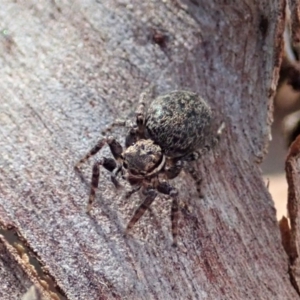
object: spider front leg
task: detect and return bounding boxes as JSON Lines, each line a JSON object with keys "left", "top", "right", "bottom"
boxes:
{"left": 125, "top": 126, "right": 139, "bottom": 148}
{"left": 157, "top": 181, "right": 179, "bottom": 247}
{"left": 126, "top": 188, "right": 157, "bottom": 234}
{"left": 75, "top": 136, "right": 122, "bottom": 168}
{"left": 101, "top": 119, "right": 133, "bottom": 136}
{"left": 75, "top": 136, "right": 124, "bottom": 211}
{"left": 101, "top": 93, "right": 147, "bottom": 139}
{"left": 135, "top": 91, "right": 147, "bottom": 135}
{"left": 110, "top": 164, "right": 123, "bottom": 189}
{"left": 101, "top": 118, "right": 142, "bottom": 147}
{"left": 75, "top": 136, "right": 123, "bottom": 170}
{"left": 88, "top": 157, "right": 118, "bottom": 212}
{"left": 125, "top": 185, "right": 141, "bottom": 199}
{"left": 75, "top": 138, "right": 108, "bottom": 168}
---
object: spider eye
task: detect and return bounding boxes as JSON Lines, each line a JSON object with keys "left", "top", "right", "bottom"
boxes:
{"left": 123, "top": 162, "right": 128, "bottom": 169}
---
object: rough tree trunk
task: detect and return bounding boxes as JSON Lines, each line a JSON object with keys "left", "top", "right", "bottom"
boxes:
{"left": 0, "top": 0, "right": 298, "bottom": 299}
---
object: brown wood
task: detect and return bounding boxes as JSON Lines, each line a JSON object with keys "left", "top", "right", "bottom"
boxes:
{"left": 285, "top": 135, "right": 300, "bottom": 295}
{"left": 288, "top": 0, "right": 300, "bottom": 56}
{"left": 0, "top": 0, "right": 298, "bottom": 299}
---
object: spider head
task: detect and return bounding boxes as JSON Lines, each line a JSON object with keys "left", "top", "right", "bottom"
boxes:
{"left": 122, "top": 139, "right": 164, "bottom": 177}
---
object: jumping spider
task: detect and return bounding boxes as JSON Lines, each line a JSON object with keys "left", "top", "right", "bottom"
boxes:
{"left": 75, "top": 90, "right": 224, "bottom": 246}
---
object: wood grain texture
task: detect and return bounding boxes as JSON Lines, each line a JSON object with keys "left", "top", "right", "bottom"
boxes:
{"left": 0, "top": 235, "right": 52, "bottom": 300}
{"left": 0, "top": 237, "right": 31, "bottom": 300}
{"left": 0, "top": 0, "right": 298, "bottom": 299}
{"left": 288, "top": 0, "right": 300, "bottom": 55}
{"left": 285, "top": 135, "right": 300, "bottom": 294}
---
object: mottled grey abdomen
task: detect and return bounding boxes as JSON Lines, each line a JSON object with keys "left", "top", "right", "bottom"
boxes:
{"left": 145, "top": 90, "right": 212, "bottom": 158}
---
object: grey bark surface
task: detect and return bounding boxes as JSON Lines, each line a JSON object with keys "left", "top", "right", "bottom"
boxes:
{"left": 0, "top": 0, "right": 298, "bottom": 299}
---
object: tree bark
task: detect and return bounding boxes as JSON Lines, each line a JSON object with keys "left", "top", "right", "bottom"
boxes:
{"left": 0, "top": 0, "right": 298, "bottom": 299}
{"left": 284, "top": 135, "right": 300, "bottom": 295}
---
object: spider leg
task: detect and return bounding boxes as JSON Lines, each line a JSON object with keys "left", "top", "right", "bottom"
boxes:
{"left": 87, "top": 157, "right": 118, "bottom": 212}
{"left": 101, "top": 117, "right": 141, "bottom": 147}
{"left": 164, "top": 159, "right": 183, "bottom": 179}
{"left": 125, "top": 126, "right": 139, "bottom": 148}
{"left": 75, "top": 136, "right": 124, "bottom": 211}
{"left": 101, "top": 119, "right": 134, "bottom": 136}
{"left": 209, "top": 121, "right": 225, "bottom": 149}
{"left": 106, "top": 136, "right": 123, "bottom": 160}
{"left": 75, "top": 136, "right": 123, "bottom": 168}
{"left": 135, "top": 92, "right": 147, "bottom": 125}
{"left": 136, "top": 91, "right": 146, "bottom": 129}
{"left": 185, "top": 164, "right": 203, "bottom": 198}
{"left": 183, "top": 122, "right": 225, "bottom": 162}
{"left": 125, "top": 185, "right": 141, "bottom": 199}
{"left": 106, "top": 138, "right": 125, "bottom": 188}
{"left": 102, "top": 89, "right": 154, "bottom": 146}
{"left": 181, "top": 123, "right": 225, "bottom": 196}
{"left": 110, "top": 164, "right": 123, "bottom": 189}
{"left": 75, "top": 138, "right": 108, "bottom": 168}
{"left": 126, "top": 188, "right": 157, "bottom": 233}
{"left": 157, "top": 181, "right": 179, "bottom": 247}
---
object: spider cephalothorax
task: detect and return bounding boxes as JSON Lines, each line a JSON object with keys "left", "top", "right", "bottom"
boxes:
{"left": 122, "top": 139, "right": 164, "bottom": 177}
{"left": 75, "top": 90, "right": 224, "bottom": 246}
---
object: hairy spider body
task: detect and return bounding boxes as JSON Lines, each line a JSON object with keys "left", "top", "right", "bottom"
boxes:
{"left": 76, "top": 90, "right": 223, "bottom": 246}
{"left": 146, "top": 91, "right": 212, "bottom": 157}
{"left": 122, "top": 139, "right": 163, "bottom": 177}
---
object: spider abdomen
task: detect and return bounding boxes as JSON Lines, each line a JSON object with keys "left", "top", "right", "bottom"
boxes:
{"left": 145, "top": 90, "right": 212, "bottom": 157}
